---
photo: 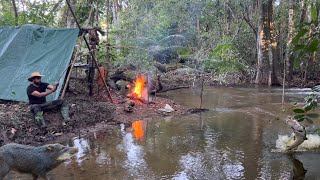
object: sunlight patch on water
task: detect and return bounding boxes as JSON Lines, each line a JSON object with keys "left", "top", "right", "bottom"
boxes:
{"left": 222, "top": 164, "right": 244, "bottom": 179}
{"left": 72, "top": 137, "right": 90, "bottom": 164}
{"left": 275, "top": 134, "right": 320, "bottom": 151}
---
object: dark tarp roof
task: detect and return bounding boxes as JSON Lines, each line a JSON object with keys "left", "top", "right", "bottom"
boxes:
{"left": 0, "top": 24, "right": 79, "bottom": 102}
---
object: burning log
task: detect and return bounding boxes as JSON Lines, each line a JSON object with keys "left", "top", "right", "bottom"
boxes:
{"left": 126, "top": 95, "right": 149, "bottom": 104}
{"left": 127, "top": 74, "right": 149, "bottom": 104}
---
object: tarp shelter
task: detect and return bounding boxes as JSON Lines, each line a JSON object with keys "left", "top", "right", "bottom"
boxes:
{"left": 0, "top": 24, "right": 79, "bottom": 102}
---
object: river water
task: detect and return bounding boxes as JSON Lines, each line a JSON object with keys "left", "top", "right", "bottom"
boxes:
{"left": 9, "top": 87, "right": 320, "bottom": 179}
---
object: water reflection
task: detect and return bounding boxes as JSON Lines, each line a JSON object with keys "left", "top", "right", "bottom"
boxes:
{"left": 131, "top": 120, "right": 145, "bottom": 141}
{"left": 118, "top": 132, "right": 148, "bottom": 177}
{"left": 8, "top": 87, "right": 320, "bottom": 180}
{"left": 288, "top": 155, "right": 307, "bottom": 180}
{"left": 72, "top": 137, "right": 90, "bottom": 164}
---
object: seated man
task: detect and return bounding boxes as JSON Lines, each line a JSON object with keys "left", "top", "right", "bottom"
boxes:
{"left": 26, "top": 72, "right": 70, "bottom": 128}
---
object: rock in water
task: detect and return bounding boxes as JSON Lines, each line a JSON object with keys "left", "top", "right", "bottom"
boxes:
{"left": 159, "top": 104, "right": 175, "bottom": 113}
{"left": 286, "top": 116, "right": 307, "bottom": 150}
{"left": 286, "top": 134, "right": 306, "bottom": 151}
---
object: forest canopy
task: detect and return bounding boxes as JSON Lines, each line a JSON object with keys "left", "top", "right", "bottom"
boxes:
{"left": 1, "top": 0, "right": 320, "bottom": 86}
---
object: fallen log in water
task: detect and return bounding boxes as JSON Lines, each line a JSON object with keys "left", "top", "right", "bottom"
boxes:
{"left": 150, "top": 86, "right": 190, "bottom": 95}
{"left": 187, "top": 108, "right": 210, "bottom": 114}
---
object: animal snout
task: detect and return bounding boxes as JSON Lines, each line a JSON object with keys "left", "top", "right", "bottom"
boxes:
{"left": 70, "top": 147, "right": 79, "bottom": 154}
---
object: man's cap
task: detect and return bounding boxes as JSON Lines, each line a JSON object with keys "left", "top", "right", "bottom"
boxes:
{"left": 28, "top": 72, "right": 45, "bottom": 82}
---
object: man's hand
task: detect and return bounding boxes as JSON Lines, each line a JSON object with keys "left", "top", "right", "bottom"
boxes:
{"left": 52, "top": 82, "right": 59, "bottom": 92}
{"left": 47, "top": 82, "right": 59, "bottom": 92}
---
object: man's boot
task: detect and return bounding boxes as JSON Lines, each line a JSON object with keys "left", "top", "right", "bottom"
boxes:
{"left": 35, "top": 111, "right": 45, "bottom": 128}
{"left": 61, "top": 106, "right": 70, "bottom": 126}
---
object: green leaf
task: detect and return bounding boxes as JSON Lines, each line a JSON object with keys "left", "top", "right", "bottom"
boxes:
{"left": 298, "top": 118, "right": 305, "bottom": 122}
{"left": 295, "top": 51, "right": 306, "bottom": 60}
{"left": 315, "top": 128, "right": 320, "bottom": 134}
{"left": 306, "top": 113, "right": 320, "bottom": 118}
{"left": 311, "top": 3, "right": 317, "bottom": 23}
{"left": 306, "top": 117, "right": 314, "bottom": 124}
{"left": 292, "top": 29, "right": 308, "bottom": 44}
{"left": 293, "top": 44, "right": 306, "bottom": 51}
{"left": 304, "top": 104, "right": 313, "bottom": 112}
{"left": 307, "top": 39, "right": 319, "bottom": 53}
{"left": 210, "top": 43, "right": 233, "bottom": 58}
{"left": 312, "top": 85, "right": 320, "bottom": 92}
{"left": 293, "top": 108, "right": 305, "bottom": 113}
{"left": 312, "top": 101, "right": 318, "bottom": 108}
{"left": 294, "top": 114, "right": 305, "bottom": 120}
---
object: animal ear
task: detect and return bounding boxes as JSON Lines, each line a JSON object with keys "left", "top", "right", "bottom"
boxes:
{"left": 47, "top": 145, "right": 54, "bottom": 151}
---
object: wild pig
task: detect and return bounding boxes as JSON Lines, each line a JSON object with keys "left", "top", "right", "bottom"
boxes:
{"left": 0, "top": 143, "right": 78, "bottom": 180}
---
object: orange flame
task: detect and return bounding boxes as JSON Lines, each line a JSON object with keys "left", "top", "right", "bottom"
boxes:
{"left": 129, "top": 74, "right": 147, "bottom": 100}
{"left": 132, "top": 120, "right": 144, "bottom": 141}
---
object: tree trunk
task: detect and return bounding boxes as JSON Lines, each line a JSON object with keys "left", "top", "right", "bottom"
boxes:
{"left": 300, "top": 0, "right": 307, "bottom": 24}
{"left": 285, "top": 0, "right": 294, "bottom": 82}
{"left": 255, "top": 0, "right": 280, "bottom": 85}
{"left": 105, "top": 0, "right": 111, "bottom": 68}
{"left": 95, "top": 0, "right": 100, "bottom": 26}
{"left": 255, "top": 0, "right": 266, "bottom": 84}
{"left": 224, "top": 0, "right": 232, "bottom": 35}
{"left": 66, "top": 0, "right": 76, "bottom": 28}
{"left": 112, "top": 0, "right": 118, "bottom": 24}
{"left": 11, "top": 0, "right": 18, "bottom": 25}
{"left": 269, "top": 2, "right": 281, "bottom": 85}
{"left": 256, "top": 0, "right": 275, "bottom": 85}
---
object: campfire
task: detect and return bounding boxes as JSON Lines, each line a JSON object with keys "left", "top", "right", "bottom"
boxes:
{"left": 127, "top": 74, "right": 148, "bottom": 104}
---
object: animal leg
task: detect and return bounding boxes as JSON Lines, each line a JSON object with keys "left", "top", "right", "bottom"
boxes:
{"left": 39, "top": 173, "right": 49, "bottom": 180}
{"left": 32, "top": 174, "right": 39, "bottom": 180}
{"left": 0, "top": 161, "right": 10, "bottom": 180}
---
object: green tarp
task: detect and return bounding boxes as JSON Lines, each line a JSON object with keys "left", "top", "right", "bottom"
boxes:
{"left": 0, "top": 24, "right": 79, "bottom": 102}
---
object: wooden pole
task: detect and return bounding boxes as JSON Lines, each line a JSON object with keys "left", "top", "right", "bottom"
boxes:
{"left": 154, "top": 70, "right": 158, "bottom": 101}
{"left": 147, "top": 74, "right": 149, "bottom": 105}
{"left": 88, "top": 49, "right": 95, "bottom": 96}
{"left": 60, "top": 37, "right": 83, "bottom": 99}
{"left": 282, "top": 51, "right": 286, "bottom": 104}
{"left": 66, "top": 0, "right": 114, "bottom": 103}
{"left": 200, "top": 78, "right": 204, "bottom": 109}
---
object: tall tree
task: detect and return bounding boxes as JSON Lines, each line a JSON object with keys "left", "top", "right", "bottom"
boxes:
{"left": 11, "top": 0, "right": 18, "bottom": 25}
{"left": 285, "top": 0, "right": 294, "bottom": 82}
{"left": 255, "top": 0, "right": 279, "bottom": 85}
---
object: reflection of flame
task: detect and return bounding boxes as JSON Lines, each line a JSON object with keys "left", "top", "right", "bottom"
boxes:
{"left": 128, "top": 74, "right": 147, "bottom": 104}
{"left": 132, "top": 120, "right": 144, "bottom": 141}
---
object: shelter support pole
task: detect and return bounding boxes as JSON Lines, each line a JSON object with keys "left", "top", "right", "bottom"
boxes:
{"left": 66, "top": 0, "right": 114, "bottom": 103}
{"left": 88, "top": 51, "right": 95, "bottom": 96}
{"left": 60, "top": 36, "right": 83, "bottom": 99}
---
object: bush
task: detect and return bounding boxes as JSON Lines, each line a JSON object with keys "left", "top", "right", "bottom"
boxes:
{"left": 202, "top": 43, "right": 245, "bottom": 74}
